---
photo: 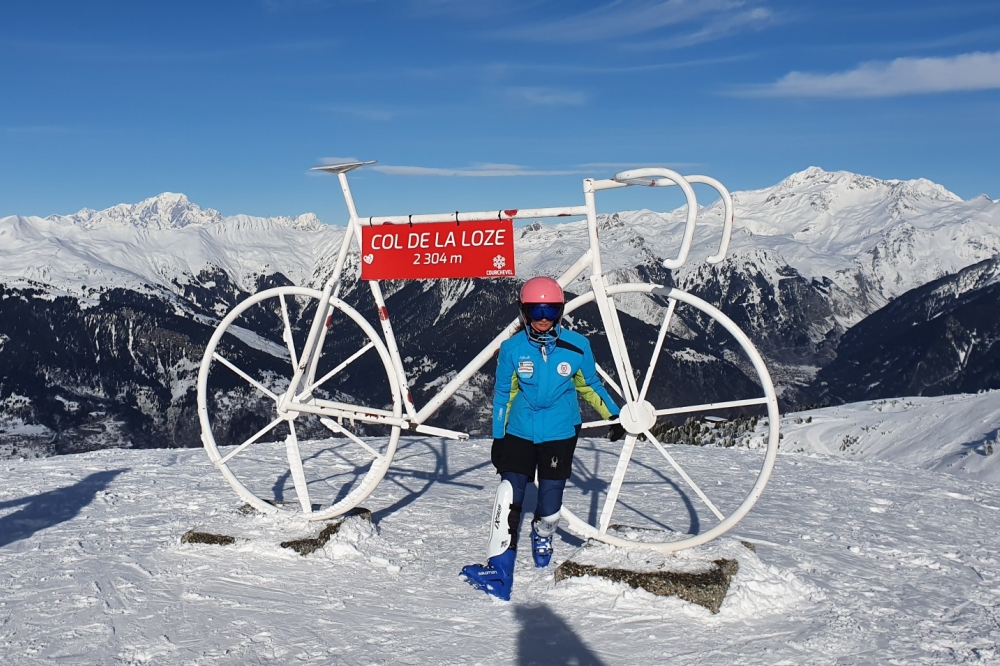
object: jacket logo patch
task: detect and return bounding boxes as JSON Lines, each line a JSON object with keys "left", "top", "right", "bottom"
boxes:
{"left": 556, "top": 361, "right": 572, "bottom": 377}
{"left": 518, "top": 360, "right": 534, "bottom": 378}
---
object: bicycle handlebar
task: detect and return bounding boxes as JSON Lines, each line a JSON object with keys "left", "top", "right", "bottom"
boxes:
{"left": 611, "top": 168, "right": 698, "bottom": 270}
{"left": 687, "top": 175, "right": 733, "bottom": 264}
{"left": 612, "top": 170, "right": 734, "bottom": 266}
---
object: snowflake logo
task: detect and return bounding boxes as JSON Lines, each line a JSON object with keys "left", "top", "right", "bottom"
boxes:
{"left": 493, "top": 255, "right": 506, "bottom": 269}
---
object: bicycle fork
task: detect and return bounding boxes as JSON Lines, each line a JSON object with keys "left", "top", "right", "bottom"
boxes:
{"left": 582, "top": 182, "right": 657, "bottom": 535}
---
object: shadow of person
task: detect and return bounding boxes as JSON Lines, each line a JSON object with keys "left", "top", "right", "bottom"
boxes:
{"left": 0, "top": 469, "right": 127, "bottom": 549}
{"left": 515, "top": 604, "right": 606, "bottom": 666}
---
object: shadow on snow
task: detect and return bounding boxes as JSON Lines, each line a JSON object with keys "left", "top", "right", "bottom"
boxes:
{"left": 0, "top": 469, "right": 127, "bottom": 549}
{"left": 515, "top": 604, "right": 607, "bottom": 666}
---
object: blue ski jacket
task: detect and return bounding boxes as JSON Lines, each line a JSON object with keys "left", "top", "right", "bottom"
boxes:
{"left": 492, "top": 326, "right": 620, "bottom": 443}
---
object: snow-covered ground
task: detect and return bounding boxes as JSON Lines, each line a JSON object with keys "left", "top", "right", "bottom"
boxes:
{"left": 2, "top": 392, "right": 1000, "bottom": 664}
{"left": 778, "top": 391, "right": 1000, "bottom": 484}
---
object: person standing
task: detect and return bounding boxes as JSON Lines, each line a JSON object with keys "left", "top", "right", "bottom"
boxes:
{"left": 461, "top": 276, "right": 625, "bottom": 601}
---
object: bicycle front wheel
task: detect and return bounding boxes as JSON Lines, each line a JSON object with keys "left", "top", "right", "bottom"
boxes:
{"left": 561, "top": 283, "right": 780, "bottom": 552}
{"left": 197, "top": 286, "right": 402, "bottom": 521}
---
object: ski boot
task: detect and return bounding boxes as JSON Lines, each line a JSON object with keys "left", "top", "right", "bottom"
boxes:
{"left": 460, "top": 548, "right": 516, "bottom": 601}
{"left": 531, "top": 514, "right": 560, "bottom": 567}
{"left": 530, "top": 522, "right": 553, "bottom": 567}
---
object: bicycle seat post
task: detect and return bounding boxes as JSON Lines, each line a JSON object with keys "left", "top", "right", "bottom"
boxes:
{"left": 310, "top": 161, "right": 375, "bottom": 296}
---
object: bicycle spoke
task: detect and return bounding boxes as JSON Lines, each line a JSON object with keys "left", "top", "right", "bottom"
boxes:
{"left": 579, "top": 417, "right": 617, "bottom": 430}
{"left": 644, "top": 430, "right": 726, "bottom": 522}
{"left": 278, "top": 293, "right": 299, "bottom": 369}
{"left": 598, "top": 434, "right": 637, "bottom": 535}
{"left": 638, "top": 298, "right": 677, "bottom": 403}
{"left": 298, "top": 341, "right": 375, "bottom": 399}
{"left": 595, "top": 362, "right": 624, "bottom": 398}
{"left": 320, "top": 417, "right": 384, "bottom": 460}
{"left": 593, "top": 282, "right": 639, "bottom": 402}
{"left": 284, "top": 421, "right": 312, "bottom": 514}
{"left": 212, "top": 352, "right": 280, "bottom": 401}
{"left": 217, "top": 415, "right": 285, "bottom": 466}
{"left": 654, "top": 396, "right": 769, "bottom": 418}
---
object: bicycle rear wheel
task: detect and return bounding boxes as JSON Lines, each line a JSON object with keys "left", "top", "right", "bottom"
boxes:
{"left": 197, "top": 286, "right": 402, "bottom": 521}
{"left": 561, "top": 283, "right": 779, "bottom": 552}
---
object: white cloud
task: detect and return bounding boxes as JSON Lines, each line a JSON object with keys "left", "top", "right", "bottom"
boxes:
{"left": 741, "top": 50, "right": 1000, "bottom": 98}
{"left": 2, "top": 125, "right": 115, "bottom": 137}
{"left": 629, "top": 6, "right": 774, "bottom": 50}
{"left": 257, "top": 0, "right": 338, "bottom": 11}
{"left": 503, "top": 0, "right": 744, "bottom": 43}
{"left": 371, "top": 161, "right": 709, "bottom": 177}
{"left": 504, "top": 86, "right": 589, "bottom": 106}
{"left": 3, "top": 125, "right": 75, "bottom": 134}
{"left": 372, "top": 163, "right": 591, "bottom": 177}
{"left": 580, "top": 161, "right": 703, "bottom": 169}
{"left": 3, "top": 37, "right": 338, "bottom": 63}
{"left": 327, "top": 105, "right": 395, "bottom": 121}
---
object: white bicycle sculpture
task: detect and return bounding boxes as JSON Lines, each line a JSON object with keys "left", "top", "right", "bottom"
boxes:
{"left": 197, "top": 161, "right": 780, "bottom": 553}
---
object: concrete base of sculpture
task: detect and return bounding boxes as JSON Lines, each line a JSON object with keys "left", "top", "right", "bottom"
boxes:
{"left": 554, "top": 527, "right": 757, "bottom": 614}
{"left": 180, "top": 506, "right": 372, "bottom": 556}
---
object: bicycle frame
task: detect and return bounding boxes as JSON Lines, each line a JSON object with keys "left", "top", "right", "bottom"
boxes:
{"left": 281, "top": 162, "right": 735, "bottom": 441}
{"left": 196, "top": 160, "right": 782, "bottom": 549}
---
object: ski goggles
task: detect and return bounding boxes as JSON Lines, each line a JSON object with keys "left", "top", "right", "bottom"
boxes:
{"left": 522, "top": 303, "right": 563, "bottom": 321}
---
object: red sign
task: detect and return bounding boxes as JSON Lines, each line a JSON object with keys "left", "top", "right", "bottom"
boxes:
{"left": 360, "top": 219, "right": 516, "bottom": 280}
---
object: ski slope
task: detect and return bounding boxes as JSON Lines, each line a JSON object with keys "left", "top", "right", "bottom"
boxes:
{"left": 2, "top": 392, "right": 1000, "bottom": 664}
{"left": 778, "top": 391, "right": 1000, "bottom": 484}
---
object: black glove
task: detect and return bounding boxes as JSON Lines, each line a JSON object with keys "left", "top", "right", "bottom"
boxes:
{"left": 493, "top": 437, "right": 504, "bottom": 449}
{"left": 608, "top": 422, "right": 626, "bottom": 442}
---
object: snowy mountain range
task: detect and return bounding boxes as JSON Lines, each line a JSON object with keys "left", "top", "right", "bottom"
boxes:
{"left": 1, "top": 167, "right": 998, "bottom": 454}
{"left": 4, "top": 168, "right": 997, "bottom": 306}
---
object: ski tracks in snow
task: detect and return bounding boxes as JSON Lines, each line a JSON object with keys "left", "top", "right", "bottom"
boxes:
{"left": 1, "top": 436, "right": 1000, "bottom": 664}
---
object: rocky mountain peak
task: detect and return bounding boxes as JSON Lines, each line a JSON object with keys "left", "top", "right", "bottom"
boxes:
{"left": 287, "top": 213, "right": 323, "bottom": 231}
{"left": 769, "top": 167, "right": 960, "bottom": 204}
{"left": 52, "top": 192, "right": 225, "bottom": 230}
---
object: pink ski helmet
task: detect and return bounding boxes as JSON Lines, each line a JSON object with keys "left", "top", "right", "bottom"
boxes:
{"left": 520, "top": 276, "right": 564, "bottom": 305}
{"left": 519, "top": 276, "right": 565, "bottom": 326}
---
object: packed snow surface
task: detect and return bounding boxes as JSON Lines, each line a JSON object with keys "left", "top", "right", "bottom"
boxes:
{"left": 778, "top": 391, "right": 1000, "bottom": 484}
{"left": 3, "top": 392, "right": 1000, "bottom": 664}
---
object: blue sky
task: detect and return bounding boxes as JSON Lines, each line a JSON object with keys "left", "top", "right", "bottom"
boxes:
{"left": 2, "top": 0, "right": 998, "bottom": 223}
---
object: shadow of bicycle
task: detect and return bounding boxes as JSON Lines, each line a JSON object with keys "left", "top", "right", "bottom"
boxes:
{"left": 371, "top": 438, "right": 491, "bottom": 523}
{"left": 571, "top": 438, "right": 701, "bottom": 535}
